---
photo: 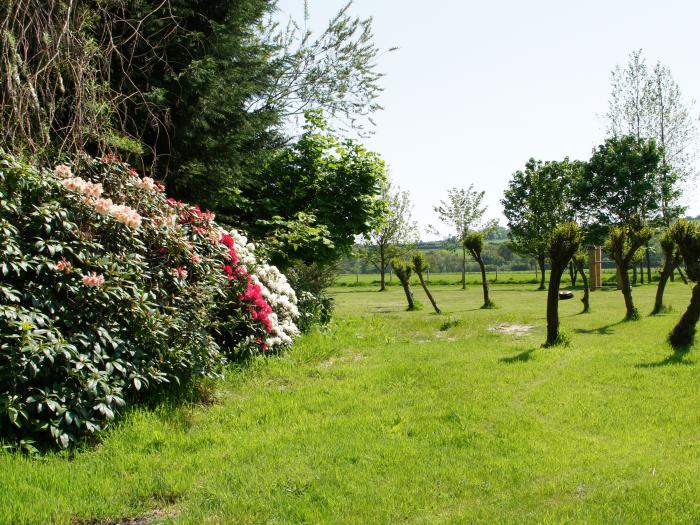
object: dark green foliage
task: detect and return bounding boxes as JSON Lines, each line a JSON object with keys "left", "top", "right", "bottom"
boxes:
{"left": 668, "top": 220, "right": 700, "bottom": 347}
{"left": 0, "top": 155, "right": 228, "bottom": 449}
{"left": 241, "top": 111, "right": 388, "bottom": 268}
{"left": 581, "top": 135, "right": 665, "bottom": 231}
{"left": 545, "top": 223, "right": 582, "bottom": 346}
{"left": 286, "top": 262, "right": 337, "bottom": 333}
{"left": 502, "top": 158, "right": 585, "bottom": 289}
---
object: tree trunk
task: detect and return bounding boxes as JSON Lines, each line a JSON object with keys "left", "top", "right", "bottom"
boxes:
{"left": 619, "top": 265, "right": 639, "bottom": 320}
{"left": 417, "top": 272, "right": 440, "bottom": 314}
{"left": 477, "top": 257, "right": 493, "bottom": 308}
{"left": 669, "top": 283, "right": 700, "bottom": 348}
{"left": 574, "top": 258, "right": 590, "bottom": 313}
{"left": 538, "top": 254, "right": 546, "bottom": 290}
{"left": 640, "top": 261, "right": 644, "bottom": 284}
{"left": 399, "top": 278, "right": 415, "bottom": 311}
{"left": 632, "top": 265, "right": 637, "bottom": 285}
{"left": 461, "top": 246, "right": 467, "bottom": 290}
{"left": 645, "top": 245, "right": 652, "bottom": 282}
{"left": 653, "top": 255, "right": 675, "bottom": 314}
{"left": 379, "top": 248, "right": 386, "bottom": 291}
{"left": 546, "top": 266, "right": 564, "bottom": 346}
{"left": 677, "top": 264, "right": 689, "bottom": 285}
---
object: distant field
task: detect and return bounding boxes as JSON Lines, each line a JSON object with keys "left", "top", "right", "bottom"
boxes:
{"left": 2, "top": 281, "right": 698, "bottom": 523}
{"left": 334, "top": 269, "right": 640, "bottom": 288}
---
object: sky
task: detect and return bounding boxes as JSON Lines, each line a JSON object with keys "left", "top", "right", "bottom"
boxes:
{"left": 276, "top": 0, "right": 700, "bottom": 239}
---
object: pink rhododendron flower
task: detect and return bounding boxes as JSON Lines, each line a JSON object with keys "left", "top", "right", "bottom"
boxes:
{"left": 191, "top": 253, "right": 202, "bottom": 264}
{"left": 94, "top": 198, "right": 114, "bottom": 215}
{"left": 56, "top": 257, "right": 73, "bottom": 274}
{"left": 54, "top": 164, "right": 73, "bottom": 179}
{"left": 101, "top": 152, "right": 120, "bottom": 163}
{"left": 82, "top": 272, "right": 105, "bottom": 287}
{"left": 135, "top": 176, "right": 157, "bottom": 192}
{"left": 170, "top": 267, "right": 188, "bottom": 279}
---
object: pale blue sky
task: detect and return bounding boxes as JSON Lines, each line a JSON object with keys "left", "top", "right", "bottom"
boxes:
{"left": 277, "top": 0, "right": 700, "bottom": 238}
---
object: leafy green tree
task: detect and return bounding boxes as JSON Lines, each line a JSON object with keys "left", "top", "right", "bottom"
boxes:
{"left": 545, "top": 223, "right": 582, "bottom": 346}
{"left": 605, "top": 217, "right": 653, "bottom": 320}
{"left": 463, "top": 232, "right": 494, "bottom": 309}
{"left": 411, "top": 253, "right": 440, "bottom": 314}
{"left": 580, "top": 135, "right": 663, "bottom": 229}
{"left": 668, "top": 220, "right": 700, "bottom": 348}
{"left": 391, "top": 259, "right": 416, "bottom": 311}
{"left": 502, "top": 158, "right": 584, "bottom": 290}
{"left": 432, "top": 186, "right": 487, "bottom": 290}
{"left": 360, "top": 182, "right": 419, "bottom": 291}
{"left": 245, "top": 111, "right": 388, "bottom": 268}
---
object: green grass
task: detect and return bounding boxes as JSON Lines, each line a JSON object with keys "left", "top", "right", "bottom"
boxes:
{"left": 2, "top": 281, "right": 700, "bottom": 524}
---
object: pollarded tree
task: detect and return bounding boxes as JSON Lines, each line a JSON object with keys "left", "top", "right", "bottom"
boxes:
{"left": 502, "top": 158, "right": 584, "bottom": 290}
{"left": 433, "top": 185, "right": 487, "bottom": 290}
{"left": 545, "top": 223, "right": 582, "bottom": 346}
{"left": 411, "top": 253, "right": 441, "bottom": 314}
{"left": 391, "top": 259, "right": 416, "bottom": 311}
{"left": 653, "top": 229, "right": 681, "bottom": 315}
{"left": 668, "top": 220, "right": 700, "bottom": 347}
{"left": 463, "top": 232, "right": 494, "bottom": 309}
{"left": 605, "top": 216, "right": 653, "bottom": 320}
{"left": 361, "top": 182, "right": 419, "bottom": 291}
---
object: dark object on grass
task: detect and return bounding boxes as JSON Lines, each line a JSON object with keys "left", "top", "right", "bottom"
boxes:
{"left": 559, "top": 291, "right": 574, "bottom": 300}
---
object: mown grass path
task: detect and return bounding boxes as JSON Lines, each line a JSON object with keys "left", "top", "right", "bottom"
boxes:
{"left": 2, "top": 282, "right": 699, "bottom": 524}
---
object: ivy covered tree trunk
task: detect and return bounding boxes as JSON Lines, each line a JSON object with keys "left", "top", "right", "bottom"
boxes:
{"left": 545, "top": 222, "right": 581, "bottom": 346}
{"left": 538, "top": 254, "right": 546, "bottom": 290}
{"left": 653, "top": 254, "right": 676, "bottom": 314}
{"left": 546, "top": 267, "right": 565, "bottom": 346}
{"left": 619, "top": 266, "right": 638, "bottom": 320}
{"left": 670, "top": 283, "right": 700, "bottom": 347}
{"left": 573, "top": 257, "right": 590, "bottom": 313}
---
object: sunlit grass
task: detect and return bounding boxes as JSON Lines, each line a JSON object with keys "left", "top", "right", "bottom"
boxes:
{"left": 1, "top": 281, "right": 698, "bottom": 524}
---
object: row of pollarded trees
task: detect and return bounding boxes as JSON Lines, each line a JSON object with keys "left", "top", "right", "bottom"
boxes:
{"left": 544, "top": 218, "right": 700, "bottom": 349}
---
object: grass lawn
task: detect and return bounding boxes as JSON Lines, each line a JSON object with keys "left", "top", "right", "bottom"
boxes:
{"left": 2, "top": 281, "right": 699, "bottom": 524}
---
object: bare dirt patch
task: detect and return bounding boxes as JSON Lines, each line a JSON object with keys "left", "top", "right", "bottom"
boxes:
{"left": 489, "top": 323, "right": 533, "bottom": 337}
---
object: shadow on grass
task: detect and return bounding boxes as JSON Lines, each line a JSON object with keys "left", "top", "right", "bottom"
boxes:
{"left": 636, "top": 346, "right": 695, "bottom": 368}
{"left": 573, "top": 319, "right": 626, "bottom": 335}
{"left": 500, "top": 347, "right": 538, "bottom": 364}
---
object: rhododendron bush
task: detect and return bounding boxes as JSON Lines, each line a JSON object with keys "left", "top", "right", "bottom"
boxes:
{"left": 0, "top": 152, "right": 298, "bottom": 449}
